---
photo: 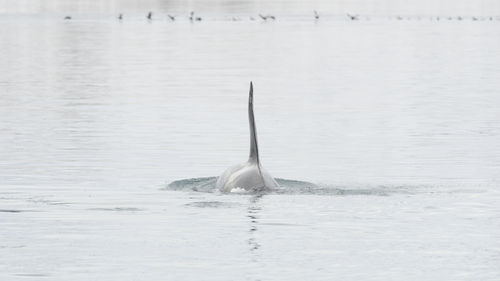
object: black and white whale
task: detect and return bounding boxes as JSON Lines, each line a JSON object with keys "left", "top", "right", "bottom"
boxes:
{"left": 216, "top": 82, "right": 279, "bottom": 192}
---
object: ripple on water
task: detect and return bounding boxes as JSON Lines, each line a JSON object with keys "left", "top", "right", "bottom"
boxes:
{"left": 15, "top": 273, "right": 49, "bottom": 277}
{"left": 164, "top": 177, "right": 430, "bottom": 196}
{"left": 184, "top": 201, "right": 241, "bottom": 208}
{"left": 166, "top": 177, "right": 218, "bottom": 193}
{"left": 0, "top": 209, "right": 23, "bottom": 213}
{"left": 87, "top": 207, "right": 144, "bottom": 212}
{"left": 0, "top": 209, "right": 37, "bottom": 213}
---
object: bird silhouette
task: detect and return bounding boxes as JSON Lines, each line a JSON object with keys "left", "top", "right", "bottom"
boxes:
{"left": 190, "top": 11, "right": 201, "bottom": 21}
{"left": 347, "top": 14, "right": 359, "bottom": 20}
{"left": 259, "top": 14, "right": 275, "bottom": 21}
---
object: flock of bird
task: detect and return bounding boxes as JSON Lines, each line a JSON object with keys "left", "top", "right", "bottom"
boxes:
{"left": 62, "top": 11, "right": 500, "bottom": 22}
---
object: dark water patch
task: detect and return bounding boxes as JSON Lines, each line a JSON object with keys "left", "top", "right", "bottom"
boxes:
{"left": 87, "top": 207, "right": 143, "bottom": 212}
{"left": 0, "top": 209, "right": 29, "bottom": 213}
{"left": 185, "top": 201, "right": 240, "bottom": 208}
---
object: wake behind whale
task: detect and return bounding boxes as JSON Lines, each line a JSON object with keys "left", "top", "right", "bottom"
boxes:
{"left": 165, "top": 177, "right": 429, "bottom": 196}
{"left": 167, "top": 177, "right": 317, "bottom": 194}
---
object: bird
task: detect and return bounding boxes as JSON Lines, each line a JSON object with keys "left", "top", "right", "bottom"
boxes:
{"left": 347, "top": 13, "right": 359, "bottom": 20}
{"left": 457, "top": 16, "right": 462, "bottom": 20}
{"left": 472, "top": 17, "right": 478, "bottom": 21}
{"left": 259, "top": 14, "right": 275, "bottom": 21}
{"left": 189, "top": 11, "right": 201, "bottom": 21}
{"left": 314, "top": 10, "right": 319, "bottom": 20}
{"left": 147, "top": 12, "right": 152, "bottom": 20}
{"left": 167, "top": 14, "right": 175, "bottom": 21}
{"left": 249, "top": 16, "right": 255, "bottom": 21}
{"left": 118, "top": 13, "right": 123, "bottom": 20}
{"left": 64, "top": 16, "right": 71, "bottom": 20}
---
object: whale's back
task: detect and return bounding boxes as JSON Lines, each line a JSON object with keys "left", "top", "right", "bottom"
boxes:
{"left": 216, "top": 162, "right": 278, "bottom": 192}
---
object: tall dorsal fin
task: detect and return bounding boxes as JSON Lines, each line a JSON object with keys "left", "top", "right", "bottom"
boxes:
{"left": 248, "top": 81, "right": 259, "bottom": 164}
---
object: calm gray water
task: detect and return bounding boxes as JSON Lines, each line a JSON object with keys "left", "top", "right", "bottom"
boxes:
{"left": 1, "top": 1, "right": 500, "bottom": 280}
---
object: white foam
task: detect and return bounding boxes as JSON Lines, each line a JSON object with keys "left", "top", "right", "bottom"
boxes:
{"left": 230, "top": 187, "right": 249, "bottom": 193}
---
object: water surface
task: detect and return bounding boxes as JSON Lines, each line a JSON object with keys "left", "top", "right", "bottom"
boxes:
{"left": 1, "top": 1, "right": 500, "bottom": 280}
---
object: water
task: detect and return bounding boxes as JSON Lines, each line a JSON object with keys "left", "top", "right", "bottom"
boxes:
{"left": 1, "top": 1, "right": 500, "bottom": 280}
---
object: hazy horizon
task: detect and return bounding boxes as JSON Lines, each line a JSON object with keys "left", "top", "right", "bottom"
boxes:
{"left": 1, "top": 0, "right": 499, "bottom": 16}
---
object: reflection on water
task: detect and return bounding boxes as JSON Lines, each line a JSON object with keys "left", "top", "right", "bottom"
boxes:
{"left": 247, "top": 195, "right": 262, "bottom": 254}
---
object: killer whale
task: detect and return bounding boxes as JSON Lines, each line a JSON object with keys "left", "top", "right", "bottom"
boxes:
{"left": 216, "top": 82, "right": 279, "bottom": 192}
